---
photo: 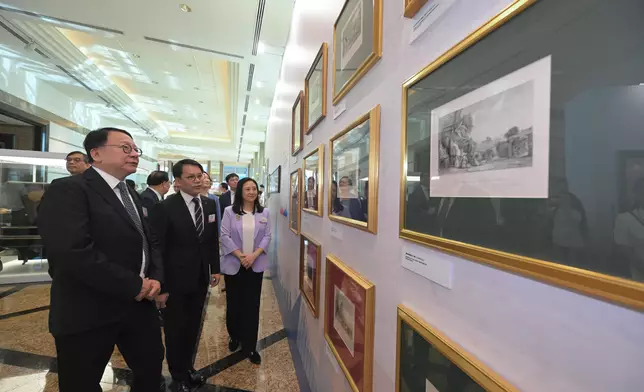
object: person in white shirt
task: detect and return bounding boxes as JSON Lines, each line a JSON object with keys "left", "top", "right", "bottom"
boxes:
{"left": 139, "top": 171, "right": 170, "bottom": 217}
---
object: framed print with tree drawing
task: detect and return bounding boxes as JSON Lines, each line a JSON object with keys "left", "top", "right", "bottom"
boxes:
{"left": 292, "top": 91, "right": 304, "bottom": 156}
{"left": 305, "top": 43, "right": 328, "bottom": 134}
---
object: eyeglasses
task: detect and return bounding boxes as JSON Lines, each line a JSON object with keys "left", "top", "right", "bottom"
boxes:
{"left": 66, "top": 158, "right": 83, "bottom": 163}
{"left": 103, "top": 144, "right": 143, "bottom": 155}
{"left": 184, "top": 173, "right": 204, "bottom": 182}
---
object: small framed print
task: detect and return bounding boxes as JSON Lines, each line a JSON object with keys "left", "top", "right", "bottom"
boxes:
{"left": 303, "top": 144, "right": 324, "bottom": 217}
{"left": 329, "top": 105, "right": 380, "bottom": 233}
{"left": 333, "top": 0, "right": 383, "bottom": 104}
{"left": 300, "top": 233, "right": 322, "bottom": 317}
{"left": 403, "top": 0, "right": 429, "bottom": 18}
{"left": 305, "top": 43, "right": 328, "bottom": 134}
{"left": 325, "top": 254, "right": 375, "bottom": 392}
{"left": 396, "top": 305, "right": 517, "bottom": 392}
{"left": 292, "top": 91, "right": 304, "bottom": 156}
{"left": 269, "top": 165, "right": 281, "bottom": 195}
{"left": 289, "top": 168, "right": 302, "bottom": 235}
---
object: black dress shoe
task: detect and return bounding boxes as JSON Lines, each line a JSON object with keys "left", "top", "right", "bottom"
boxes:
{"left": 171, "top": 380, "right": 191, "bottom": 392}
{"left": 188, "top": 369, "right": 205, "bottom": 387}
{"left": 228, "top": 338, "right": 240, "bottom": 352}
{"left": 248, "top": 351, "right": 261, "bottom": 365}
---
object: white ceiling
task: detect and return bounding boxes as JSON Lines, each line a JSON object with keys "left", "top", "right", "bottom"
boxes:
{"left": 0, "top": 0, "right": 294, "bottom": 163}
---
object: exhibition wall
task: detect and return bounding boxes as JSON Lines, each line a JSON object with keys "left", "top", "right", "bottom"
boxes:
{"left": 264, "top": 1, "right": 644, "bottom": 391}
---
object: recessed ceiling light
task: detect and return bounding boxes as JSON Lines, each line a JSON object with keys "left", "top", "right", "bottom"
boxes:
{"left": 152, "top": 81, "right": 159, "bottom": 84}
{"left": 179, "top": 4, "right": 192, "bottom": 12}
{"left": 199, "top": 100, "right": 204, "bottom": 103}
{"left": 194, "top": 87, "right": 200, "bottom": 91}
{"left": 187, "top": 64, "right": 192, "bottom": 68}
{"left": 255, "top": 99, "right": 260, "bottom": 105}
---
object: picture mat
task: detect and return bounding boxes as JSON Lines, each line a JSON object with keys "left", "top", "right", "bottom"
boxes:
{"left": 340, "top": 0, "right": 364, "bottom": 70}
{"left": 309, "top": 70, "right": 323, "bottom": 125}
{"left": 333, "top": 285, "right": 356, "bottom": 356}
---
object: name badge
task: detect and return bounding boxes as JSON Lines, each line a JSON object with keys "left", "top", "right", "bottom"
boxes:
{"left": 259, "top": 217, "right": 268, "bottom": 223}
{"left": 142, "top": 207, "right": 148, "bottom": 217}
{"left": 208, "top": 214, "right": 216, "bottom": 223}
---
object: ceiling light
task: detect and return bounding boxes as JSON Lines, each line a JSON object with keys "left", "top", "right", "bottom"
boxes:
{"left": 194, "top": 87, "right": 200, "bottom": 90}
{"left": 152, "top": 81, "right": 159, "bottom": 84}
{"left": 256, "top": 81, "right": 264, "bottom": 88}
{"left": 199, "top": 100, "right": 204, "bottom": 103}
{"left": 179, "top": 4, "right": 192, "bottom": 12}
{"left": 257, "top": 41, "right": 266, "bottom": 54}
{"left": 255, "top": 99, "right": 260, "bottom": 105}
{"left": 164, "top": 71, "right": 172, "bottom": 75}
{"left": 132, "top": 54, "right": 141, "bottom": 59}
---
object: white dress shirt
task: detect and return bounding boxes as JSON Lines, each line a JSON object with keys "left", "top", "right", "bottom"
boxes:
{"left": 93, "top": 166, "right": 146, "bottom": 278}
{"left": 150, "top": 187, "right": 162, "bottom": 201}
{"left": 180, "top": 190, "right": 202, "bottom": 226}
{"left": 242, "top": 212, "right": 255, "bottom": 255}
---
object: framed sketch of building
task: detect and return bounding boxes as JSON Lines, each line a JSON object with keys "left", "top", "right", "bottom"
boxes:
{"left": 292, "top": 91, "right": 304, "bottom": 156}
{"left": 429, "top": 55, "right": 551, "bottom": 198}
{"left": 325, "top": 254, "right": 375, "bottom": 392}
{"left": 333, "top": 0, "right": 383, "bottom": 104}
{"left": 300, "top": 233, "right": 321, "bottom": 317}
{"left": 303, "top": 144, "right": 324, "bottom": 216}
{"left": 289, "top": 168, "right": 301, "bottom": 235}
{"left": 306, "top": 43, "right": 328, "bottom": 134}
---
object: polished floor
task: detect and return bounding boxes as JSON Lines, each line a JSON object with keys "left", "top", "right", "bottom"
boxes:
{"left": 0, "top": 275, "right": 300, "bottom": 391}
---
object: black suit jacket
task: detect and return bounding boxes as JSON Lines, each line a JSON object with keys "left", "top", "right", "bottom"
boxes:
{"left": 37, "top": 167, "right": 162, "bottom": 337}
{"left": 140, "top": 187, "right": 160, "bottom": 214}
{"left": 219, "top": 191, "right": 232, "bottom": 216}
{"left": 150, "top": 193, "right": 220, "bottom": 294}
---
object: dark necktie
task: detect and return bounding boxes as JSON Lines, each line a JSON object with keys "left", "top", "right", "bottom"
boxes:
{"left": 117, "top": 182, "right": 148, "bottom": 275}
{"left": 193, "top": 197, "right": 204, "bottom": 237}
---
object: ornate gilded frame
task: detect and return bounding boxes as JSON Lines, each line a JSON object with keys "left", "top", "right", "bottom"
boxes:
{"left": 399, "top": 0, "right": 644, "bottom": 310}
{"left": 332, "top": 0, "right": 383, "bottom": 105}
{"left": 291, "top": 91, "right": 304, "bottom": 156}
{"left": 302, "top": 144, "right": 325, "bottom": 217}
{"left": 299, "top": 232, "right": 322, "bottom": 317}
{"left": 305, "top": 43, "right": 328, "bottom": 134}
{"left": 403, "top": 0, "right": 429, "bottom": 18}
{"left": 289, "top": 168, "right": 302, "bottom": 235}
{"left": 329, "top": 105, "right": 380, "bottom": 234}
{"left": 324, "top": 254, "right": 375, "bottom": 392}
{"left": 396, "top": 305, "right": 518, "bottom": 392}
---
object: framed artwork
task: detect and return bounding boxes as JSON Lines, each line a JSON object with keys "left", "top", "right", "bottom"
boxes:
{"left": 329, "top": 105, "right": 380, "bottom": 233}
{"left": 300, "top": 233, "right": 322, "bottom": 317}
{"left": 400, "top": 0, "right": 644, "bottom": 309}
{"left": 396, "top": 305, "right": 518, "bottom": 392}
{"left": 403, "top": 0, "right": 429, "bottom": 18}
{"left": 332, "top": 0, "right": 383, "bottom": 104}
{"left": 325, "top": 254, "right": 375, "bottom": 392}
{"left": 303, "top": 144, "right": 325, "bottom": 217}
{"left": 292, "top": 91, "right": 304, "bottom": 156}
{"left": 269, "top": 165, "right": 281, "bottom": 194}
{"left": 305, "top": 43, "right": 328, "bottom": 134}
{"left": 289, "top": 168, "right": 302, "bottom": 235}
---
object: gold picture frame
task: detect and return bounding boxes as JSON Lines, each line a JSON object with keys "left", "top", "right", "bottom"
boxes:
{"left": 305, "top": 43, "right": 328, "bottom": 134}
{"left": 399, "top": 0, "right": 644, "bottom": 310}
{"left": 396, "top": 305, "right": 518, "bottom": 392}
{"left": 403, "top": 0, "right": 429, "bottom": 18}
{"left": 324, "top": 254, "right": 375, "bottom": 392}
{"left": 300, "top": 232, "right": 322, "bottom": 317}
{"left": 332, "top": 0, "right": 383, "bottom": 105}
{"left": 329, "top": 105, "right": 380, "bottom": 233}
{"left": 302, "top": 144, "right": 324, "bottom": 217}
{"left": 291, "top": 91, "right": 304, "bottom": 156}
{"left": 289, "top": 168, "right": 302, "bottom": 235}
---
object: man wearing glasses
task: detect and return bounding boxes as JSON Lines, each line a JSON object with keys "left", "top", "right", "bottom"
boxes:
{"left": 65, "top": 151, "right": 90, "bottom": 176}
{"left": 38, "top": 127, "right": 164, "bottom": 392}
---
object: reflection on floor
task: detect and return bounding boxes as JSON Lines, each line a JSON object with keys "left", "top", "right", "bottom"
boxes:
{"left": 0, "top": 276, "right": 300, "bottom": 392}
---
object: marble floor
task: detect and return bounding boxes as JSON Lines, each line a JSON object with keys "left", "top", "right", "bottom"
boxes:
{"left": 0, "top": 276, "right": 300, "bottom": 392}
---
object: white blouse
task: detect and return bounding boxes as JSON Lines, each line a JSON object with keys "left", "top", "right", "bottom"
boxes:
{"left": 242, "top": 212, "right": 255, "bottom": 255}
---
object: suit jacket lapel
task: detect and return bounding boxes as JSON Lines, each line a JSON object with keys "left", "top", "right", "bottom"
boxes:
{"left": 172, "top": 194, "right": 199, "bottom": 240}
{"left": 84, "top": 168, "right": 138, "bottom": 232}
{"left": 254, "top": 211, "right": 262, "bottom": 240}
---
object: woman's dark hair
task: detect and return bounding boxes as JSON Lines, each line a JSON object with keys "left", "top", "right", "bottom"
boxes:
{"left": 220, "top": 182, "right": 229, "bottom": 191}
{"left": 232, "top": 177, "right": 264, "bottom": 215}
{"left": 331, "top": 180, "right": 343, "bottom": 213}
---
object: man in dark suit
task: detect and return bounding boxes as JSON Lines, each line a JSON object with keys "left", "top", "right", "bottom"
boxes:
{"left": 37, "top": 128, "right": 164, "bottom": 392}
{"left": 150, "top": 159, "right": 221, "bottom": 392}
{"left": 218, "top": 172, "right": 239, "bottom": 216}
{"left": 140, "top": 170, "right": 170, "bottom": 216}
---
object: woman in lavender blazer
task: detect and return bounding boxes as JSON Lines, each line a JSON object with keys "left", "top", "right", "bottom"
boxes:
{"left": 220, "top": 177, "right": 271, "bottom": 365}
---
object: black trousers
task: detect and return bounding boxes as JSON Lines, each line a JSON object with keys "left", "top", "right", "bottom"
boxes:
{"left": 54, "top": 300, "right": 163, "bottom": 392}
{"left": 163, "top": 285, "right": 208, "bottom": 382}
{"left": 225, "top": 267, "right": 263, "bottom": 354}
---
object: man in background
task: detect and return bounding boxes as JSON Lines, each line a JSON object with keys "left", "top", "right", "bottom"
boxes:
{"left": 259, "top": 184, "right": 266, "bottom": 206}
{"left": 65, "top": 151, "right": 90, "bottom": 176}
{"left": 140, "top": 171, "right": 170, "bottom": 215}
{"left": 218, "top": 173, "right": 239, "bottom": 215}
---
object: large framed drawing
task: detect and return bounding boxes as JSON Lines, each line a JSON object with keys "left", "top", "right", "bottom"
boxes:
{"left": 305, "top": 43, "right": 328, "bottom": 134}
{"left": 403, "top": 0, "right": 429, "bottom": 18}
{"left": 396, "top": 305, "right": 517, "bottom": 392}
{"left": 292, "top": 91, "right": 304, "bottom": 156}
{"left": 303, "top": 144, "right": 324, "bottom": 217}
{"left": 400, "top": 0, "right": 644, "bottom": 309}
{"left": 289, "top": 168, "right": 302, "bottom": 235}
{"left": 333, "top": 0, "right": 383, "bottom": 104}
{"left": 325, "top": 254, "right": 375, "bottom": 392}
{"left": 300, "top": 233, "right": 321, "bottom": 317}
{"left": 269, "top": 165, "right": 281, "bottom": 195}
{"left": 329, "top": 105, "right": 380, "bottom": 233}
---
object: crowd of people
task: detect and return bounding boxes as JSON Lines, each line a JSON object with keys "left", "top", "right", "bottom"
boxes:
{"left": 38, "top": 127, "right": 271, "bottom": 392}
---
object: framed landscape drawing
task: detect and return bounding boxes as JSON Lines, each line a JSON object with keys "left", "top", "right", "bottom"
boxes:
{"left": 396, "top": 305, "right": 517, "bottom": 392}
{"left": 300, "top": 233, "right": 321, "bottom": 317}
{"left": 329, "top": 105, "right": 380, "bottom": 233}
{"left": 325, "top": 254, "right": 375, "bottom": 392}
{"left": 305, "top": 43, "right": 328, "bottom": 134}
{"left": 403, "top": 0, "right": 429, "bottom": 18}
{"left": 289, "top": 168, "right": 302, "bottom": 235}
{"left": 292, "top": 91, "right": 304, "bottom": 156}
{"left": 269, "top": 165, "right": 281, "bottom": 194}
{"left": 303, "top": 144, "right": 324, "bottom": 216}
{"left": 333, "top": 0, "right": 383, "bottom": 104}
{"left": 400, "top": 0, "right": 644, "bottom": 310}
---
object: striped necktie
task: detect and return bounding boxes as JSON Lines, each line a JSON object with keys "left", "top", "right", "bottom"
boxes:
{"left": 193, "top": 197, "right": 204, "bottom": 237}
{"left": 117, "top": 182, "right": 148, "bottom": 274}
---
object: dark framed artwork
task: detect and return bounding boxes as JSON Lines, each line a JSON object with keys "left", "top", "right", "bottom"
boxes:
{"left": 269, "top": 165, "right": 281, "bottom": 195}
{"left": 303, "top": 144, "right": 324, "bottom": 217}
{"left": 400, "top": 0, "right": 644, "bottom": 309}
{"left": 325, "top": 254, "right": 375, "bottom": 392}
{"left": 300, "top": 232, "right": 322, "bottom": 317}
{"left": 292, "top": 91, "right": 304, "bottom": 156}
{"left": 396, "top": 305, "right": 518, "bottom": 392}
{"left": 333, "top": 0, "right": 383, "bottom": 104}
{"left": 289, "top": 168, "right": 302, "bottom": 235}
{"left": 305, "top": 43, "right": 328, "bottom": 134}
